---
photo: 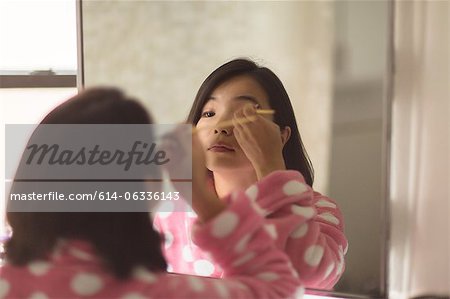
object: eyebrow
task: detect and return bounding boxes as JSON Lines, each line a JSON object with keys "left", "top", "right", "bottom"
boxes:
{"left": 208, "top": 95, "right": 260, "bottom": 106}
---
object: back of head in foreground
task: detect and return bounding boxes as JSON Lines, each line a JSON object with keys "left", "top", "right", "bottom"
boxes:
{"left": 5, "top": 87, "right": 167, "bottom": 279}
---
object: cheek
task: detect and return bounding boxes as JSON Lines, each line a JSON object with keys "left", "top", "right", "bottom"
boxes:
{"left": 195, "top": 131, "right": 209, "bottom": 149}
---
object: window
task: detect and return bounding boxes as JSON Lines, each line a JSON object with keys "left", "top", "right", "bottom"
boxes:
{"left": 0, "top": 0, "right": 78, "bottom": 246}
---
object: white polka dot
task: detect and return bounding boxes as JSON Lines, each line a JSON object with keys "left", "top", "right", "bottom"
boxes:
{"left": 29, "top": 292, "right": 49, "bottom": 299}
{"left": 234, "top": 234, "right": 252, "bottom": 253}
{"left": 317, "top": 213, "right": 340, "bottom": 225}
{"left": 0, "top": 279, "right": 10, "bottom": 298}
{"left": 232, "top": 252, "right": 255, "bottom": 267}
{"left": 187, "top": 276, "right": 205, "bottom": 292}
{"left": 291, "top": 223, "right": 309, "bottom": 238}
{"left": 164, "top": 231, "right": 173, "bottom": 249}
{"left": 291, "top": 205, "right": 315, "bottom": 218}
{"left": 182, "top": 245, "right": 194, "bottom": 262}
{"left": 193, "top": 259, "right": 215, "bottom": 276}
{"left": 256, "top": 272, "right": 280, "bottom": 281}
{"left": 304, "top": 245, "right": 324, "bottom": 267}
{"left": 212, "top": 280, "right": 229, "bottom": 298}
{"left": 70, "top": 248, "right": 93, "bottom": 261}
{"left": 245, "top": 185, "right": 258, "bottom": 201}
{"left": 264, "top": 224, "right": 278, "bottom": 239}
{"left": 294, "top": 287, "right": 305, "bottom": 299}
{"left": 133, "top": 266, "right": 157, "bottom": 283}
{"left": 250, "top": 201, "right": 266, "bottom": 216}
{"left": 28, "top": 261, "right": 50, "bottom": 276}
{"left": 211, "top": 211, "right": 239, "bottom": 238}
{"left": 324, "top": 262, "right": 335, "bottom": 279}
{"left": 315, "top": 199, "right": 336, "bottom": 209}
{"left": 121, "top": 293, "right": 147, "bottom": 299}
{"left": 283, "top": 180, "right": 308, "bottom": 196}
{"left": 71, "top": 273, "right": 103, "bottom": 296}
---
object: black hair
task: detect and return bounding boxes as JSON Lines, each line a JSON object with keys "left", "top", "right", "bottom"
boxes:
{"left": 187, "top": 58, "right": 314, "bottom": 186}
{"left": 5, "top": 87, "right": 167, "bottom": 279}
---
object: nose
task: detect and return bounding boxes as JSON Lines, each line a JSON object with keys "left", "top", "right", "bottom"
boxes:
{"left": 212, "top": 111, "right": 234, "bottom": 136}
{"left": 214, "top": 126, "right": 232, "bottom": 136}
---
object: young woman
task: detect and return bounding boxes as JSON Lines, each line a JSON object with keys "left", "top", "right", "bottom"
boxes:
{"left": 0, "top": 87, "right": 300, "bottom": 298}
{"left": 154, "top": 58, "right": 348, "bottom": 289}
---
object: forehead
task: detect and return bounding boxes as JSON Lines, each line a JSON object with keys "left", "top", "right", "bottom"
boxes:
{"left": 208, "top": 75, "right": 269, "bottom": 106}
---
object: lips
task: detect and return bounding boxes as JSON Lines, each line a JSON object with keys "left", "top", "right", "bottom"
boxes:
{"left": 208, "top": 143, "right": 234, "bottom": 152}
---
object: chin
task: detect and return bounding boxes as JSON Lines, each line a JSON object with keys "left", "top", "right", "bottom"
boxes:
{"left": 207, "top": 161, "right": 254, "bottom": 173}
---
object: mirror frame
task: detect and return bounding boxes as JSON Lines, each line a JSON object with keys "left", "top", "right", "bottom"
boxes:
{"left": 75, "top": 0, "right": 394, "bottom": 297}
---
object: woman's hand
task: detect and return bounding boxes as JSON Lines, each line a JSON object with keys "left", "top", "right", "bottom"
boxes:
{"left": 232, "top": 105, "right": 290, "bottom": 179}
{"left": 191, "top": 133, "right": 226, "bottom": 222}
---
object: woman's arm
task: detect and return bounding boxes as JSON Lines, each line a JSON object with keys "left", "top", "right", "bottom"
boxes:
{"left": 156, "top": 191, "right": 302, "bottom": 299}
{"left": 245, "top": 170, "right": 348, "bottom": 289}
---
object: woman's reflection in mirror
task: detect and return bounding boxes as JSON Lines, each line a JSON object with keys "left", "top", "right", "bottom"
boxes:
{"left": 154, "top": 58, "right": 349, "bottom": 289}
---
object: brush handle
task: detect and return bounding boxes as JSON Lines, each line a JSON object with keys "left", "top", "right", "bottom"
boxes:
{"left": 192, "top": 109, "right": 274, "bottom": 134}
{"left": 255, "top": 109, "right": 275, "bottom": 115}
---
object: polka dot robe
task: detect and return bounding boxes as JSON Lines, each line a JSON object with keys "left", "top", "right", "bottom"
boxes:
{"left": 0, "top": 195, "right": 301, "bottom": 298}
{"left": 154, "top": 170, "right": 348, "bottom": 289}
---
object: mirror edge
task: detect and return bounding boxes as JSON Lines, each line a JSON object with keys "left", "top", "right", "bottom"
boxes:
{"left": 382, "top": 0, "right": 395, "bottom": 298}
{"left": 76, "top": 0, "right": 84, "bottom": 92}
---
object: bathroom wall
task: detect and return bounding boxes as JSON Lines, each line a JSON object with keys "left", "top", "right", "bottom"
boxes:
{"left": 390, "top": 1, "right": 450, "bottom": 297}
{"left": 82, "top": 1, "right": 335, "bottom": 193}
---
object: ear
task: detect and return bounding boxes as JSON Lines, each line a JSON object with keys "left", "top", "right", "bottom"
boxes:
{"left": 280, "top": 126, "right": 291, "bottom": 146}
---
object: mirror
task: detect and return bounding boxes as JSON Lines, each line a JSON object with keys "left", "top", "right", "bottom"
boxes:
{"left": 78, "top": 1, "right": 391, "bottom": 297}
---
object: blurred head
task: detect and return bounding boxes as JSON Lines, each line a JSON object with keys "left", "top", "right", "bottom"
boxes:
{"left": 187, "top": 58, "right": 314, "bottom": 186}
{"left": 6, "top": 87, "right": 167, "bottom": 279}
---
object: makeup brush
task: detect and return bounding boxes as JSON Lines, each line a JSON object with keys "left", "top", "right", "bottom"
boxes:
{"left": 192, "top": 109, "right": 274, "bottom": 134}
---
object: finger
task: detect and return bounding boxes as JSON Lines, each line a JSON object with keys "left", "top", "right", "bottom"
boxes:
{"left": 232, "top": 123, "right": 249, "bottom": 153}
{"left": 234, "top": 108, "right": 245, "bottom": 121}
{"left": 232, "top": 117, "right": 244, "bottom": 138}
{"left": 242, "top": 104, "right": 257, "bottom": 118}
{"left": 232, "top": 117, "right": 257, "bottom": 150}
{"left": 233, "top": 123, "right": 241, "bottom": 141}
{"left": 235, "top": 106, "right": 258, "bottom": 132}
{"left": 234, "top": 108, "right": 256, "bottom": 128}
{"left": 233, "top": 110, "right": 247, "bottom": 130}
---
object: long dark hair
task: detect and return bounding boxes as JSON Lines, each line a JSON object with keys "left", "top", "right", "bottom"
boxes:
{"left": 187, "top": 58, "right": 314, "bottom": 186}
{"left": 5, "top": 87, "right": 167, "bottom": 279}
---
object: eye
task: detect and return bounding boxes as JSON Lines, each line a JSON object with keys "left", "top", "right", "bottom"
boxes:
{"left": 201, "top": 110, "right": 215, "bottom": 118}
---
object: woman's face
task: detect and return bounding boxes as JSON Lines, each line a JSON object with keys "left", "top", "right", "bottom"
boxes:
{"left": 196, "top": 75, "right": 272, "bottom": 173}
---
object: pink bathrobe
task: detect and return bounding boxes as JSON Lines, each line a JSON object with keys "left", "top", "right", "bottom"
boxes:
{"left": 154, "top": 170, "right": 348, "bottom": 289}
{"left": 0, "top": 195, "right": 301, "bottom": 298}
